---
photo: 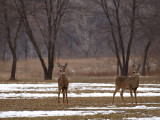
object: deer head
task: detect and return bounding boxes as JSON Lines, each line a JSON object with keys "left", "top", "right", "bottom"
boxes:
{"left": 57, "top": 63, "right": 68, "bottom": 74}
{"left": 132, "top": 64, "right": 140, "bottom": 75}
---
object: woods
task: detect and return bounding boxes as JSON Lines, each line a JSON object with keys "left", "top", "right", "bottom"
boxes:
{"left": 0, "top": 0, "right": 160, "bottom": 80}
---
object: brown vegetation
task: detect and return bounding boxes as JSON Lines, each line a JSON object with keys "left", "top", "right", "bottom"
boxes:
{"left": 0, "top": 57, "right": 159, "bottom": 81}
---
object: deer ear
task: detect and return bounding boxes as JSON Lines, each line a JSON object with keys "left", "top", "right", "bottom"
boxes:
{"left": 57, "top": 63, "right": 61, "bottom": 67}
{"left": 65, "top": 63, "right": 68, "bottom": 67}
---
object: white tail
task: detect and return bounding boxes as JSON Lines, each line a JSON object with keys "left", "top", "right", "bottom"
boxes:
{"left": 57, "top": 63, "right": 69, "bottom": 104}
{"left": 112, "top": 64, "right": 140, "bottom": 105}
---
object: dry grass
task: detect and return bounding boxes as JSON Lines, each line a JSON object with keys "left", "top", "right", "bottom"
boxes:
{"left": 0, "top": 57, "right": 159, "bottom": 81}
{"left": 0, "top": 58, "right": 117, "bottom": 80}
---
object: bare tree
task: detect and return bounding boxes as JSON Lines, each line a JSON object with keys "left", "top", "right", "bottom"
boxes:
{"left": 94, "top": 0, "right": 139, "bottom": 76}
{"left": 15, "top": 0, "right": 69, "bottom": 80}
{"left": 1, "top": 0, "right": 22, "bottom": 80}
{"left": 0, "top": 32, "right": 7, "bottom": 62}
{"left": 140, "top": 0, "right": 160, "bottom": 76}
{"left": 0, "top": 1, "right": 7, "bottom": 62}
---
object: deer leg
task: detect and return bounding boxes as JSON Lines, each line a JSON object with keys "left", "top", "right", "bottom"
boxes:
{"left": 58, "top": 88, "right": 61, "bottom": 103}
{"left": 129, "top": 89, "right": 133, "bottom": 105}
{"left": 120, "top": 89, "right": 125, "bottom": 105}
{"left": 133, "top": 88, "right": 137, "bottom": 105}
{"left": 65, "top": 88, "right": 68, "bottom": 104}
{"left": 62, "top": 88, "right": 65, "bottom": 103}
{"left": 112, "top": 88, "right": 120, "bottom": 105}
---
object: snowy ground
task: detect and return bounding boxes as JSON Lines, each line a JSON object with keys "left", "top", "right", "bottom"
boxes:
{"left": 0, "top": 82, "right": 160, "bottom": 119}
{"left": 0, "top": 83, "right": 160, "bottom": 99}
{"left": 0, "top": 105, "right": 160, "bottom": 119}
{"left": 0, "top": 110, "right": 122, "bottom": 118}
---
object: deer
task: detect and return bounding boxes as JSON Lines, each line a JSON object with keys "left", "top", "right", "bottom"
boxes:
{"left": 57, "top": 63, "right": 69, "bottom": 104}
{"left": 112, "top": 64, "right": 140, "bottom": 106}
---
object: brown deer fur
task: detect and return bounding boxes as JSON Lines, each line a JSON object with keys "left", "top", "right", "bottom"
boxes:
{"left": 112, "top": 64, "right": 140, "bottom": 105}
{"left": 57, "top": 63, "right": 69, "bottom": 104}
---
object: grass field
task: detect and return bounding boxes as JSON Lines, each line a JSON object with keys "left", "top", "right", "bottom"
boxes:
{"left": 0, "top": 58, "right": 160, "bottom": 119}
{"left": 0, "top": 76, "right": 160, "bottom": 120}
{"left": 0, "top": 57, "right": 159, "bottom": 80}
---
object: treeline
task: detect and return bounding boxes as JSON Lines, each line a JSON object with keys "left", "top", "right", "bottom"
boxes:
{"left": 0, "top": 0, "right": 160, "bottom": 80}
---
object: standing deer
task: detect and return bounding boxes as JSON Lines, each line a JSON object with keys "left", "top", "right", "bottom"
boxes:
{"left": 57, "top": 63, "right": 69, "bottom": 104}
{"left": 112, "top": 64, "right": 140, "bottom": 105}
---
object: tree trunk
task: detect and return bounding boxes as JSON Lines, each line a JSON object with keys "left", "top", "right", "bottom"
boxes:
{"left": 4, "top": 1, "right": 18, "bottom": 80}
{"left": 44, "top": 72, "right": 52, "bottom": 80}
{"left": 47, "top": 55, "right": 54, "bottom": 80}
{"left": 124, "top": 0, "right": 136, "bottom": 76}
{"left": 45, "top": 68, "right": 53, "bottom": 80}
{"left": 85, "top": 51, "right": 89, "bottom": 58}
{"left": 2, "top": 42, "right": 7, "bottom": 62}
{"left": 116, "top": 60, "right": 120, "bottom": 75}
{"left": 142, "top": 40, "right": 151, "bottom": 76}
{"left": 25, "top": 38, "right": 28, "bottom": 60}
{"left": 10, "top": 53, "right": 17, "bottom": 80}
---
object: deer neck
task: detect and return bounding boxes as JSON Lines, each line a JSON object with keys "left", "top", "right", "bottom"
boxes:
{"left": 61, "top": 72, "right": 65, "bottom": 74}
{"left": 135, "top": 73, "right": 140, "bottom": 77}
{"left": 134, "top": 73, "right": 140, "bottom": 81}
{"left": 60, "top": 72, "right": 66, "bottom": 77}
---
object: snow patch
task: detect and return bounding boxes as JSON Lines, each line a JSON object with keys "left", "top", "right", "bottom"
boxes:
{"left": 0, "top": 110, "right": 122, "bottom": 118}
{"left": 0, "top": 83, "right": 160, "bottom": 99}
{"left": 124, "top": 116, "right": 160, "bottom": 120}
{"left": 1, "top": 92, "right": 160, "bottom": 99}
{"left": 69, "top": 105, "right": 160, "bottom": 110}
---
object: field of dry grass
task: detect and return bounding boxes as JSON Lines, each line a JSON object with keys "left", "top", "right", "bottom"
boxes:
{"left": 0, "top": 57, "right": 159, "bottom": 80}
{"left": 0, "top": 58, "right": 117, "bottom": 80}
